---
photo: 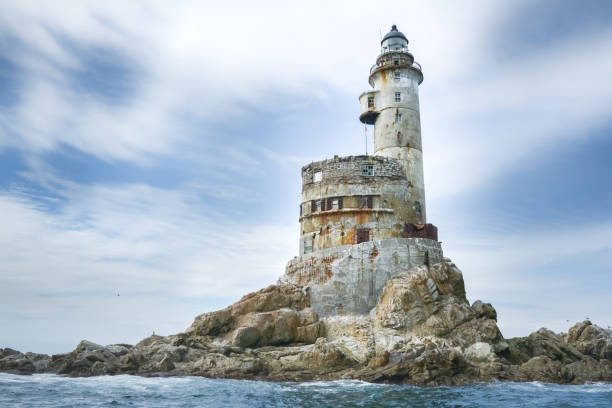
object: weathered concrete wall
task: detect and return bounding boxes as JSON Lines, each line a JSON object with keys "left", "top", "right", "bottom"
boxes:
{"left": 298, "top": 155, "right": 430, "bottom": 255}
{"left": 358, "top": 48, "right": 426, "bottom": 225}
{"left": 282, "top": 238, "right": 443, "bottom": 316}
{"left": 369, "top": 61, "right": 425, "bottom": 223}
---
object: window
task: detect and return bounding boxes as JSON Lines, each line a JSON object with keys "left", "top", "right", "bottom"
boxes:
{"left": 395, "top": 92, "right": 401, "bottom": 102}
{"left": 367, "top": 96, "right": 374, "bottom": 108}
{"left": 393, "top": 58, "right": 399, "bottom": 65}
{"left": 395, "top": 113, "right": 402, "bottom": 123}
{"left": 327, "top": 197, "right": 339, "bottom": 211}
{"left": 356, "top": 228, "right": 370, "bottom": 244}
{"left": 414, "top": 201, "right": 422, "bottom": 218}
{"left": 313, "top": 171, "right": 322, "bottom": 182}
{"left": 394, "top": 70, "right": 400, "bottom": 80}
{"left": 304, "top": 235, "right": 313, "bottom": 254}
{"left": 362, "top": 164, "right": 374, "bottom": 176}
{"left": 359, "top": 196, "right": 373, "bottom": 209}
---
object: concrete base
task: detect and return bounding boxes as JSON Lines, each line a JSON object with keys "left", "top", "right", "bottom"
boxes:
{"left": 280, "top": 238, "right": 443, "bottom": 317}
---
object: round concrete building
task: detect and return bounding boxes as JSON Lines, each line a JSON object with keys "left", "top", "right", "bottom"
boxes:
{"left": 282, "top": 26, "right": 441, "bottom": 317}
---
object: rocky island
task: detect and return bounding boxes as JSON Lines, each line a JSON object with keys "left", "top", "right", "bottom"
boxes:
{"left": 1, "top": 259, "right": 611, "bottom": 384}
{"left": 2, "top": 25, "right": 610, "bottom": 385}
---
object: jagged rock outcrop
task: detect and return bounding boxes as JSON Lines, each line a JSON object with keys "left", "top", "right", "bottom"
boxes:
{"left": 1, "top": 260, "right": 610, "bottom": 385}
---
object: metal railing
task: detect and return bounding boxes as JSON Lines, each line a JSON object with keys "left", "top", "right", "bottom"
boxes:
{"left": 370, "top": 60, "right": 423, "bottom": 74}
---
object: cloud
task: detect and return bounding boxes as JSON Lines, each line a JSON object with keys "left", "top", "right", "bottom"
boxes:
{"left": 0, "top": 1, "right": 517, "bottom": 166}
{"left": 0, "top": 182, "right": 297, "bottom": 353}
{"left": 423, "top": 22, "right": 612, "bottom": 200}
{"left": 441, "top": 219, "right": 612, "bottom": 338}
{"left": 3, "top": 1, "right": 610, "bottom": 201}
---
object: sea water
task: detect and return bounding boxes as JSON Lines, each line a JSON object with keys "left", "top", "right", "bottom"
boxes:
{"left": 1, "top": 373, "right": 610, "bottom": 407}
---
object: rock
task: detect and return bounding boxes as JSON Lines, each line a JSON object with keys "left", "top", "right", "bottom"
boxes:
{"left": 105, "top": 344, "right": 132, "bottom": 356}
{"left": 507, "top": 328, "right": 583, "bottom": 365}
{"left": 136, "top": 335, "right": 166, "bottom": 348}
{"left": 295, "top": 322, "right": 323, "bottom": 343}
{"left": 369, "top": 347, "right": 475, "bottom": 386}
{"left": 449, "top": 318, "right": 503, "bottom": 347}
{"left": 373, "top": 261, "right": 503, "bottom": 351}
{"left": 74, "top": 340, "right": 104, "bottom": 353}
{"left": 232, "top": 327, "right": 261, "bottom": 348}
{"left": 1, "top": 260, "right": 610, "bottom": 385}
{"left": 562, "top": 357, "right": 612, "bottom": 383}
{"left": 464, "top": 342, "right": 496, "bottom": 363}
{"left": 187, "top": 284, "right": 309, "bottom": 337}
{"left": 367, "top": 351, "right": 389, "bottom": 368}
{"left": 0, "top": 352, "right": 36, "bottom": 374}
{"left": 155, "top": 355, "right": 176, "bottom": 372}
{"left": 0, "top": 348, "right": 21, "bottom": 358}
{"left": 299, "top": 338, "right": 356, "bottom": 368}
{"left": 519, "top": 356, "right": 565, "bottom": 382}
{"left": 565, "top": 320, "right": 612, "bottom": 360}
{"left": 471, "top": 300, "right": 497, "bottom": 321}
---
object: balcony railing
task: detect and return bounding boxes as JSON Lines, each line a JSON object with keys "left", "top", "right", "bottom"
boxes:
{"left": 370, "top": 60, "right": 423, "bottom": 74}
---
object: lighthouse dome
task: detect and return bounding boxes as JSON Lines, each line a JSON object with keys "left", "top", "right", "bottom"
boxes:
{"left": 381, "top": 24, "right": 408, "bottom": 51}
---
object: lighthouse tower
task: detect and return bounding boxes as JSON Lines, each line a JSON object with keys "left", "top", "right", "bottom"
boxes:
{"left": 282, "top": 25, "right": 441, "bottom": 317}
{"left": 359, "top": 25, "right": 426, "bottom": 224}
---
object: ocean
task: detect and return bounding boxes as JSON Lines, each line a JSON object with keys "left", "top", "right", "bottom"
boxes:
{"left": 1, "top": 373, "right": 610, "bottom": 407}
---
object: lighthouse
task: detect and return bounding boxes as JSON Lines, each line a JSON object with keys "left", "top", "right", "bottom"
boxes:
{"left": 359, "top": 24, "right": 426, "bottom": 224}
{"left": 282, "top": 25, "right": 441, "bottom": 317}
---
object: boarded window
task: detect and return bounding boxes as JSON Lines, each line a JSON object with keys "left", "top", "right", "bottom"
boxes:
{"left": 304, "top": 235, "right": 313, "bottom": 253}
{"left": 395, "top": 92, "right": 401, "bottom": 102}
{"left": 362, "top": 164, "right": 374, "bottom": 176}
{"left": 414, "top": 201, "right": 422, "bottom": 218}
{"left": 359, "top": 196, "right": 373, "bottom": 209}
{"left": 367, "top": 96, "right": 374, "bottom": 108}
{"left": 313, "top": 171, "right": 322, "bottom": 182}
{"left": 356, "top": 228, "right": 370, "bottom": 244}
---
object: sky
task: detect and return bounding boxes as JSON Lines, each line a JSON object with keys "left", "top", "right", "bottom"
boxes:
{"left": 0, "top": 0, "right": 611, "bottom": 354}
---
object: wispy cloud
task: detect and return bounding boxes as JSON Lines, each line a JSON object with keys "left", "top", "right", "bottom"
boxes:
{"left": 0, "top": 181, "right": 297, "bottom": 353}
{"left": 441, "top": 219, "right": 612, "bottom": 337}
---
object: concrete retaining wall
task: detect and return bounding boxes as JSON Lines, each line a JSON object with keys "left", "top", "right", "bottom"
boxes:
{"left": 281, "top": 238, "right": 443, "bottom": 317}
